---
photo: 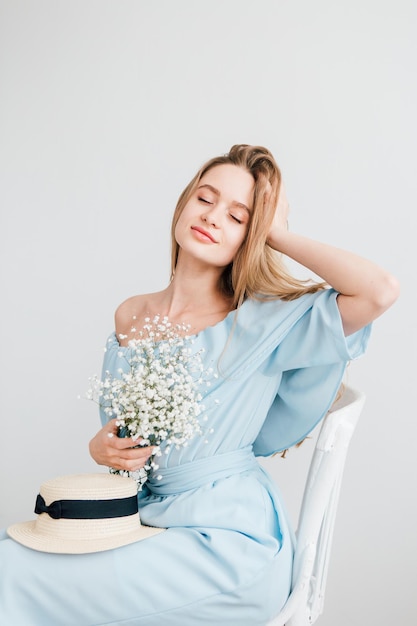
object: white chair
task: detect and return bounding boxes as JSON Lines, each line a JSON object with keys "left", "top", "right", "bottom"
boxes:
{"left": 268, "top": 386, "right": 366, "bottom": 626}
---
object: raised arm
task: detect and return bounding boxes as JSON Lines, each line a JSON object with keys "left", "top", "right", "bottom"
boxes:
{"left": 266, "top": 183, "right": 400, "bottom": 336}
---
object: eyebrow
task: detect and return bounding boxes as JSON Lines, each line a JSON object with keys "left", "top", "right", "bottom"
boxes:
{"left": 197, "top": 184, "right": 251, "bottom": 213}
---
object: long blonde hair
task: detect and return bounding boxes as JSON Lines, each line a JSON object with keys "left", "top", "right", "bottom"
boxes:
{"left": 170, "top": 144, "right": 325, "bottom": 309}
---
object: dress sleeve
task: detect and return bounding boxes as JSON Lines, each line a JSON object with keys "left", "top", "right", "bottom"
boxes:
{"left": 252, "top": 289, "right": 371, "bottom": 456}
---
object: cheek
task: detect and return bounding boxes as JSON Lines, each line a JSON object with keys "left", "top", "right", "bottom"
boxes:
{"left": 231, "top": 226, "right": 249, "bottom": 251}
{"left": 174, "top": 220, "right": 180, "bottom": 242}
{"left": 174, "top": 204, "right": 195, "bottom": 238}
{"left": 174, "top": 213, "right": 187, "bottom": 243}
{"left": 222, "top": 232, "right": 247, "bottom": 264}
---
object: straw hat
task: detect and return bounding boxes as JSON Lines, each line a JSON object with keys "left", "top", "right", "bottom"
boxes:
{"left": 7, "top": 473, "right": 165, "bottom": 554}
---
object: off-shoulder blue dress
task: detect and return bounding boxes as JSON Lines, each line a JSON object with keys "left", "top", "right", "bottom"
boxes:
{"left": 0, "top": 289, "right": 370, "bottom": 626}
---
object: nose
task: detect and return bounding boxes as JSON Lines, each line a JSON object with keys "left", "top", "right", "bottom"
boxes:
{"left": 201, "top": 204, "right": 221, "bottom": 228}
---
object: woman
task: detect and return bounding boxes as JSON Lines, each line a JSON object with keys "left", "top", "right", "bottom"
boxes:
{"left": 0, "top": 144, "right": 399, "bottom": 625}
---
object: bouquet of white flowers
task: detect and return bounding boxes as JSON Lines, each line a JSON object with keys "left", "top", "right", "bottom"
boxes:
{"left": 87, "top": 316, "right": 209, "bottom": 489}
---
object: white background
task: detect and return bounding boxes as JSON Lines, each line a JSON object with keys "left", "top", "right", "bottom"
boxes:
{"left": 0, "top": 1, "right": 415, "bottom": 624}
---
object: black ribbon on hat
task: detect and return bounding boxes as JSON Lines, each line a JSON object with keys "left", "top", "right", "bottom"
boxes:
{"left": 34, "top": 493, "right": 139, "bottom": 520}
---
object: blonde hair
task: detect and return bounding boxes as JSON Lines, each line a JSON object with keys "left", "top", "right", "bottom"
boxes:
{"left": 170, "top": 144, "right": 325, "bottom": 309}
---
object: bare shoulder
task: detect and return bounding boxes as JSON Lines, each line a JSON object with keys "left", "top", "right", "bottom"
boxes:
{"left": 114, "top": 292, "right": 163, "bottom": 342}
{"left": 115, "top": 294, "right": 149, "bottom": 328}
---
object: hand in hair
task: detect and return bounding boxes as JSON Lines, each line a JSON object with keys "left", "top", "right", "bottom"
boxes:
{"left": 266, "top": 180, "right": 290, "bottom": 246}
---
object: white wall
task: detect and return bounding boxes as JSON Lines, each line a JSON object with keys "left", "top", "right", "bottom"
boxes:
{"left": 0, "top": 1, "right": 415, "bottom": 624}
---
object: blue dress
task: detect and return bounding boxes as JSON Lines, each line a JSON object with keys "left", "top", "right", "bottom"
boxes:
{"left": 0, "top": 289, "right": 370, "bottom": 626}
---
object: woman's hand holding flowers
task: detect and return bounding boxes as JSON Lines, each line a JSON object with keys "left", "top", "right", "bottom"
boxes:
{"left": 89, "top": 419, "right": 154, "bottom": 473}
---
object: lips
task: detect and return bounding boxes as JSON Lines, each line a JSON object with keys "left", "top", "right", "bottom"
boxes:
{"left": 191, "top": 226, "right": 217, "bottom": 243}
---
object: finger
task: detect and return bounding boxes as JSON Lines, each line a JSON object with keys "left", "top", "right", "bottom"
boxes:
{"left": 104, "top": 418, "right": 119, "bottom": 436}
{"left": 108, "top": 436, "right": 151, "bottom": 451}
{"left": 103, "top": 420, "right": 143, "bottom": 447}
{"left": 110, "top": 448, "right": 155, "bottom": 472}
{"left": 122, "top": 446, "right": 155, "bottom": 461}
{"left": 110, "top": 443, "right": 155, "bottom": 462}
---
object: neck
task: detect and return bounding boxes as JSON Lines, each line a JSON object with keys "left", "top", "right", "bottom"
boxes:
{"left": 159, "top": 260, "right": 231, "bottom": 321}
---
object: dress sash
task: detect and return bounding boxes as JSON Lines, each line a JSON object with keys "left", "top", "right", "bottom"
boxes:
{"left": 145, "top": 446, "right": 258, "bottom": 497}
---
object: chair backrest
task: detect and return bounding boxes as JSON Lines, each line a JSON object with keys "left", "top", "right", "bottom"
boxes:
{"left": 268, "top": 386, "right": 366, "bottom": 626}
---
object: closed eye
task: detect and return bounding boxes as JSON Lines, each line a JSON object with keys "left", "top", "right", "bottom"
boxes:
{"left": 198, "top": 197, "right": 212, "bottom": 205}
{"left": 230, "top": 214, "right": 243, "bottom": 224}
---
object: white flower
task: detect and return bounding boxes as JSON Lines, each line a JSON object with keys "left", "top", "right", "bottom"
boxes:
{"left": 87, "top": 316, "right": 211, "bottom": 490}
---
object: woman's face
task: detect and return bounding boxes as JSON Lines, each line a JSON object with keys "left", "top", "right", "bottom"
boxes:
{"left": 175, "top": 164, "right": 254, "bottom": 268}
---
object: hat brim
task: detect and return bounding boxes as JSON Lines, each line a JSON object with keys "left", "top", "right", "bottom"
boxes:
{"left": 7, "top": 520, "right": 165, "bottom": 554}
